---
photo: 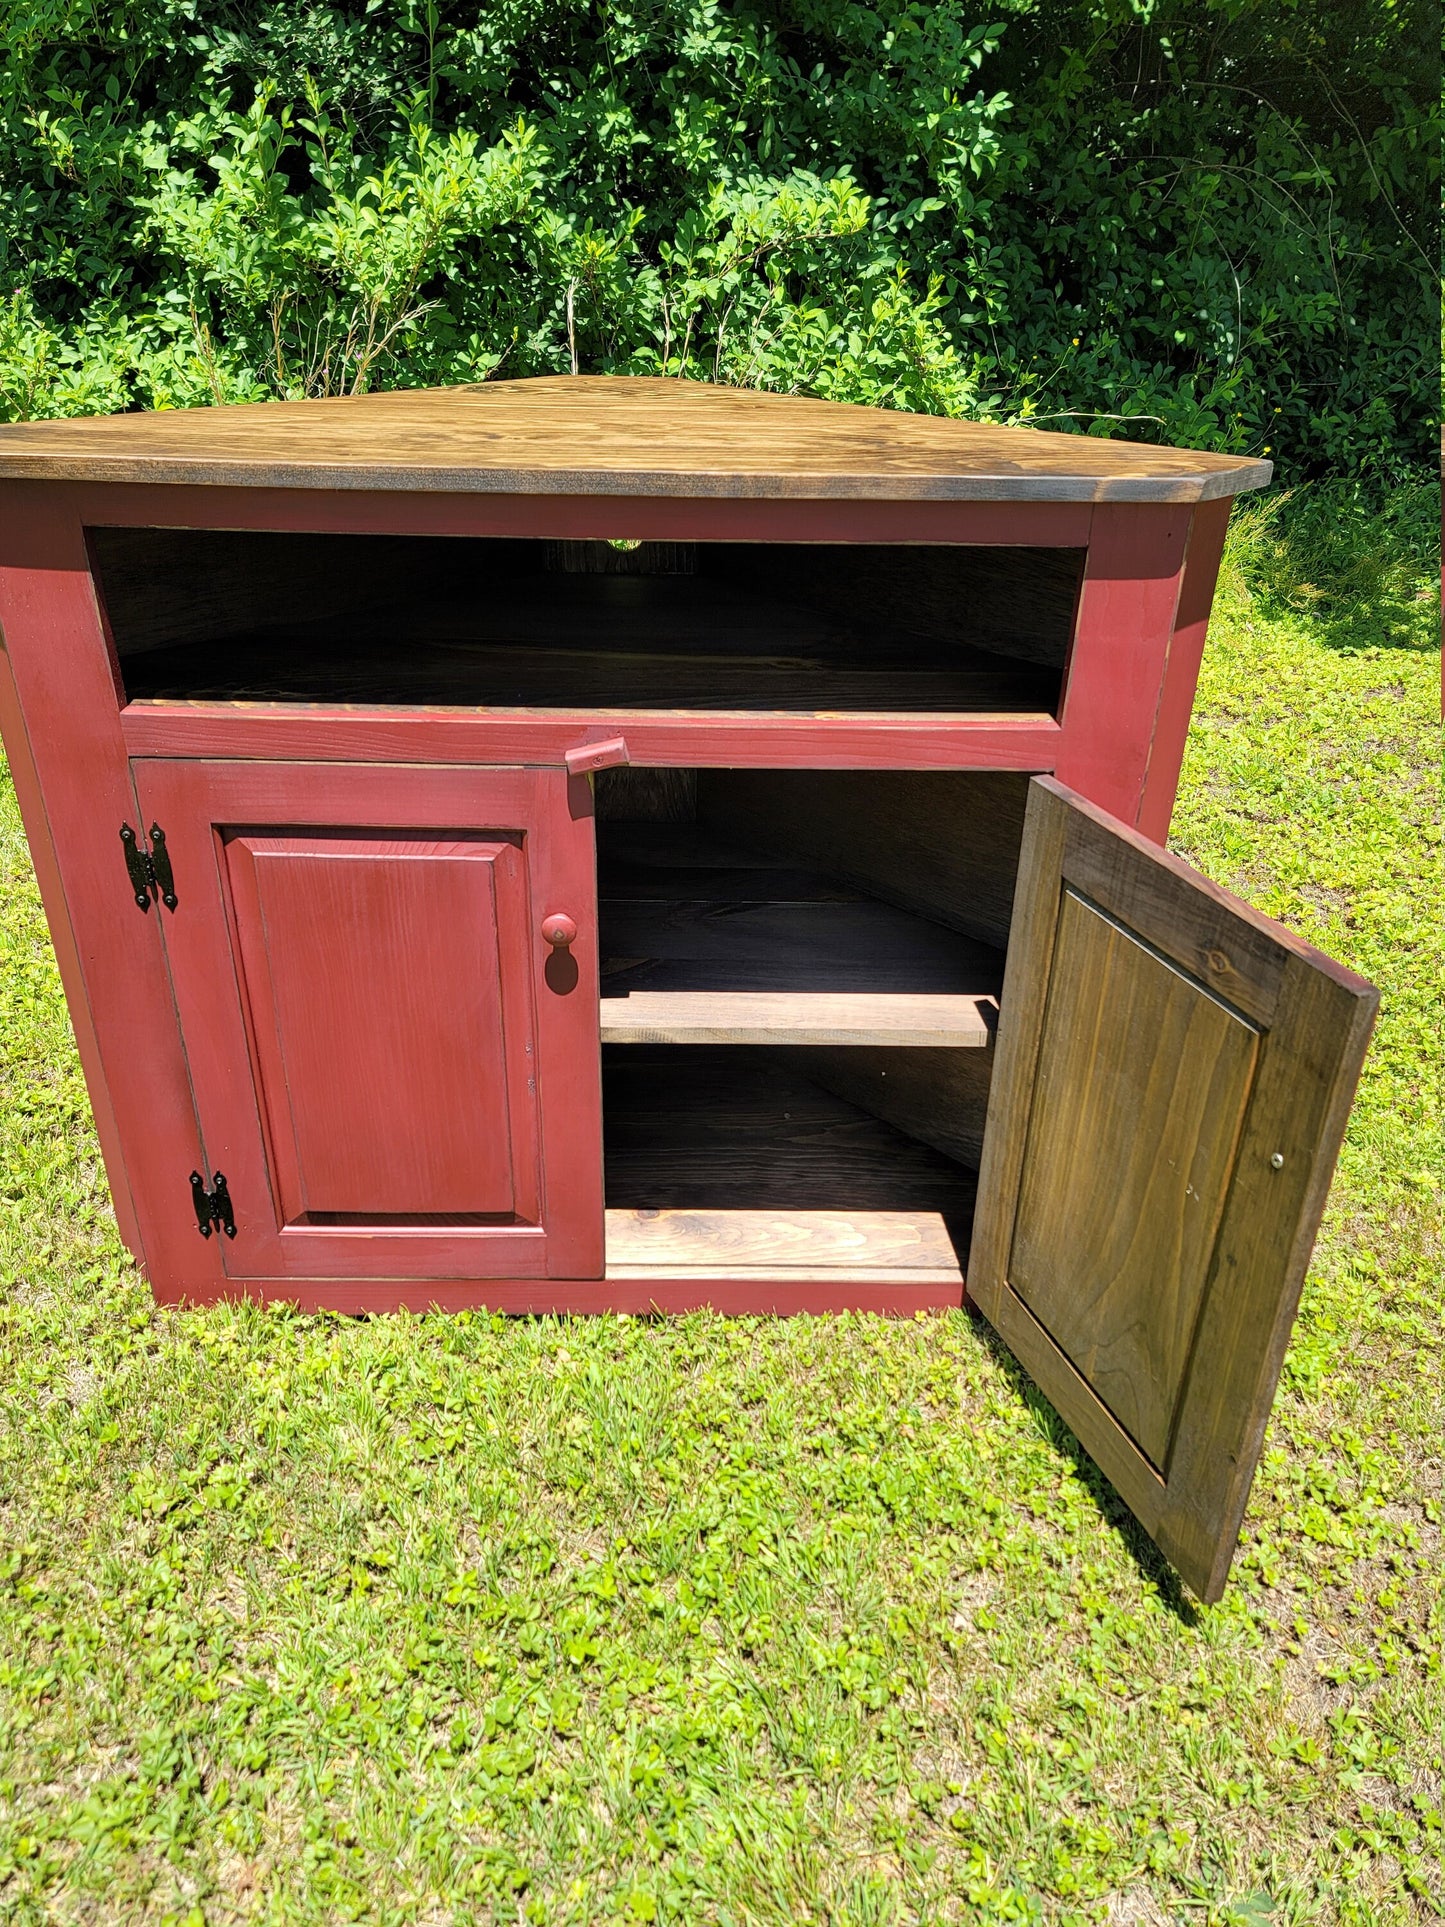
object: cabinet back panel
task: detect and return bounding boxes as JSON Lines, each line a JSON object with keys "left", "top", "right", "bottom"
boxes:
{"left": 697, "top": 767, "right": 1029, "bottom": 950}
{"left": 603, "top": 1046, "right": 977, "bottom": 1227}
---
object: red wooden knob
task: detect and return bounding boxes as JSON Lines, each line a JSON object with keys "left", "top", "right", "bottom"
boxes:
{"left": 542, "top": 913, "right": 578, "bottom": 949}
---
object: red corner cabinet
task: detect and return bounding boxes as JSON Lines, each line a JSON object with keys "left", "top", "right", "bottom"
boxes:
{"left": 0, "top": 378, "right": 1376, "bottom": 1599}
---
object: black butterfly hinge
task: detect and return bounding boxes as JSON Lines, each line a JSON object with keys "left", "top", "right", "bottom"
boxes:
{"left": 120, "top": 822, "right": 177, "bottom": 913}
{"left": 190, "top": 1170, "right": 236, "bottom": 1240}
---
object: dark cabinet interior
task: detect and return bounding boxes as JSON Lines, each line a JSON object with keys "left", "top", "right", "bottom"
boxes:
{"left": 594, "top": 765, "right": 1021, "bottom": 1268}
{"left": 91, "top": 528, "right": 1081, "bottom": 716}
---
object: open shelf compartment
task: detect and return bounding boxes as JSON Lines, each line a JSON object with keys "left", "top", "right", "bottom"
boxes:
{"left": 597, "top": 819, "right": 1001, "bottom": 1048}
{"left": 603, "top": 1046, "right": 971, "bottom": 1288}
{"left": 595, "top": 766, "right": 1021, "bottom": 1288}
{"left": 93, "top": 529, "right": 1081, "bottom": 718}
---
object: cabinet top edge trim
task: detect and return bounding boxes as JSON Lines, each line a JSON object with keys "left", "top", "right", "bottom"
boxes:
{"left": 0, "top": 461, "right": 1268, "bottom": 503}
{"left": 0, "top": 378, "right": 1272, "bottom": 503}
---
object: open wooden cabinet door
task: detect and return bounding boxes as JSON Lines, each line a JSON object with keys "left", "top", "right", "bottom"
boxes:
{"left": 968, "top": 777, "right": 1378, "bottom": 1602}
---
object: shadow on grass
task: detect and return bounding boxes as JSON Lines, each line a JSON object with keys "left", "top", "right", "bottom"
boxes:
{"left": 1222, "top": 478, "right": 1440, "bottom": 657}
{"left": 966, "top": 1308, "right": 1204, "bottom": 1626}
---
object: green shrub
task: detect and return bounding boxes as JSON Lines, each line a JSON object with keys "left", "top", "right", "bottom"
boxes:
{"left": 1, "top": 1, "right": 1437, "bottom": 480}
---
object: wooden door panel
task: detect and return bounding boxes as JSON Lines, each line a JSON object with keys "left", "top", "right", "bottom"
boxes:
{"left": 1009, "top": 889, "right": 1260, "bottom": 1470}
{"left": 970, "top": 777, "right": 1377, "bottom": 1601}
{"left": 225, "top": 834, "right": 529, "bottom": 1222}
{"left": 130, "top": 761, "right": 602, "bottom": 1284}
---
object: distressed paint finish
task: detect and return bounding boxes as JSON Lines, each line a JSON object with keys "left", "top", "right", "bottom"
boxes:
{"left": 0, "top": 489, "right": 207, "bottom": 1290}
{"left": 1053, "top": 502, "right": 1191, "bottom": 830}
{"left": 120, "top": 706, "right": 1067, "bottom": 777}
{"left": 0, "top": 397, "right": 1259, "bottom": 1322}
{"left": 1136, "top": 495, "right": 1231, "bottom": 843}
{"left": 130, "top": 759, "right": 603, "bottom": 1288}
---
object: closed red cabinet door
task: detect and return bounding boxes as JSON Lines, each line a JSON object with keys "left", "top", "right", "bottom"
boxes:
{"left": 129, "top": 760, "right": 603, "bottom": 1284}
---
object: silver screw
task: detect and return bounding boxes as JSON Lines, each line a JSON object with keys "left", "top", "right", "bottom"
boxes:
{"left": 1270, "top": 1153, "right": 1285, "bottom": 1170}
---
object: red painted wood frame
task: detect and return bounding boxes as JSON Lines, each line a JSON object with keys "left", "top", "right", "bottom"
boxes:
{"left": 0, "top": 477, "right": 1231, "bottom": 1307}
{"left": 40, "top": 478, "right": 1223, "bottom": 817}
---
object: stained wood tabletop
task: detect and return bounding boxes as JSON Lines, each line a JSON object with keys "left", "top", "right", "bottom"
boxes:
{"left": 0, "top": 376, "right": 1272, "bottom": 502}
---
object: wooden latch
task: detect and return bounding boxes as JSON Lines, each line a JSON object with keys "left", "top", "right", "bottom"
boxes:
{"left": 564, "top": 737, "right": 631, "bottom": 776}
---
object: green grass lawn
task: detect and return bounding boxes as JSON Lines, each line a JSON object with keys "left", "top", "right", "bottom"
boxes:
{"left": 0, "top": 485, "right": 1440, "bottom": 1927}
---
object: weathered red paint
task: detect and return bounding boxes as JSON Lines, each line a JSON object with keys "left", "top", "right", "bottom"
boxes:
{"left": 1136, "top": 495, "right": 1231, "bottom": 844}
{"left": 0, "top": 491, "right": 208, "bottom": 1291}
{"left": 0, "top": 470, "right": 1235, "bottom": 1313}
{"left": 120, "top": 705, "right": 1066, "bottom": 775}
{"left": 131, "top": 759, "right": 603, "bottom": 1287}
{"left": 36, "top": 479, "right": 1099, "bottom": 548}
{"left": 1053, "top": 502, "right": 1193, "bottom": 829}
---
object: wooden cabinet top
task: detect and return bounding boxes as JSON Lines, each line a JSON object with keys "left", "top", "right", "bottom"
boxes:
{"left": 0, "top": 375, "right": 1271, "bottom": 504}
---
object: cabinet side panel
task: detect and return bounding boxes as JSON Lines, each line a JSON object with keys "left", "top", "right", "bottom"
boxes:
{"left": 1136, "top": 496, "right": 1231, "bottom": 844}
{"left": 0, "top": 483, "right": 212, "bottom": 1292}
{"left": 0, "top": 639, "right": 142, "bottom": 1258}
{"left": 1054, "top": 504, "right": 1191, "bottom": 831}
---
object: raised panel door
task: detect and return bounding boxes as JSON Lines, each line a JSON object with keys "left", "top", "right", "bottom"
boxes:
{"left": 129, "top": 760, "right": 602, "bottom": 1288}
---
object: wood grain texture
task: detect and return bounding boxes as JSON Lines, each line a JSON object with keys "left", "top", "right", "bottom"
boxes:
{"left": 0, "top": 377, "right": 1272, "bottom": 502}
{"left": 131, "top": 760, "right": 604, "bottom": 1284}
{"left": 121, "top": 703, "right": 1064, "bottom": 775}
{"left": 1160, "top": 953, "right": 1380, "bottom": 1599}
{"left": 1007, "top": 890, "right": 1259, "bottom": 1468}
{"left": 784, "top": 1045, "right": 995, "bottom": 1174}
{"left": 605, "top": 1207, "right": 963, "bottom": 1278}
{"left": 601, "top": 990, "right": 993, "bottom": 1048}
{"left": 968, "top": 776, "right": 1378, "bottom": 1601}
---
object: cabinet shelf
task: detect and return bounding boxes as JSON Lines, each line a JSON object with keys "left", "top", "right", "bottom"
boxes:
{"left": 598, "top": 823, "right": 1003, "bottom": 1049}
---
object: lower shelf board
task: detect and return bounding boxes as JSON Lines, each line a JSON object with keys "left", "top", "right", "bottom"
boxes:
{"left": 598, "top": 822, "right": 1003, "bottom": 1049}
{"left": 604, "top": 1207, "right": 964, "bottom": 1287}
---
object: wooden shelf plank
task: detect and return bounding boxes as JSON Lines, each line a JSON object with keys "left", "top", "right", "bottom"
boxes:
{"left": 605, "top": 1207, "right": 964, "bottom": 1283}
{"left": 601, "top": 988, "right": 994, "bottom": 1047}
{"left": 599, "top": 821, "right": 1004, "bottom": 1047}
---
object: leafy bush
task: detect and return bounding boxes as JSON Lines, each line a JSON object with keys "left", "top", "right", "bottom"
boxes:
{"left": 1, "top": 1, "right": 1437, "bottom": 480}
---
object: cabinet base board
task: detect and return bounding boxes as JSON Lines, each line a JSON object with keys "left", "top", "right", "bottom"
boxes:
{"left": 145, "top": 1207, "right": 967, "bottom": 1316}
